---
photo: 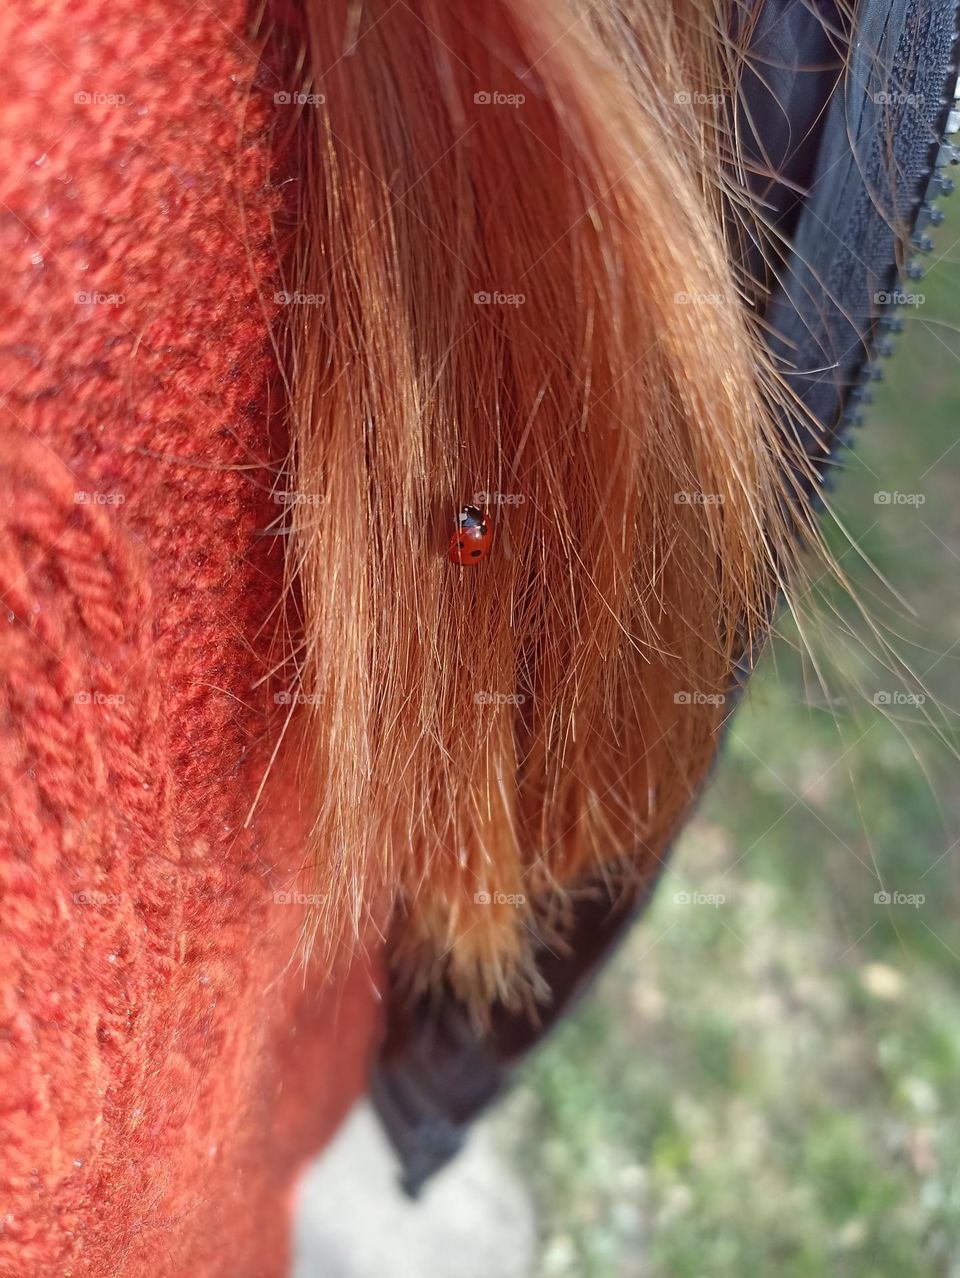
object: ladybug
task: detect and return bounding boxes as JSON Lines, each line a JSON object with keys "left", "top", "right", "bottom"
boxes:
{"left": 448, "top": 504, "right": 493, "bottom": 565}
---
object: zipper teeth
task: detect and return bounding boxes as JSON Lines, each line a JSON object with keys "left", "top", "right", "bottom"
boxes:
{"left": 840, "top": 66, "right": 960, "bottom": 434}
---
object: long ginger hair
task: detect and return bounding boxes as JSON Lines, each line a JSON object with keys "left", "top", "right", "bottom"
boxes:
{"left": 265, "top": 0, "right": 818, "bottom": 1005}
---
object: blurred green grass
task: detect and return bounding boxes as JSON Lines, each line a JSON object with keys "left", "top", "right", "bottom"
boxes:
{"left": 498, "top": 215, "right": 960, "bottom": 1277}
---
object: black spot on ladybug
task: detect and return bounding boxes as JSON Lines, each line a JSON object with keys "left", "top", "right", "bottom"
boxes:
{"left": 458, "top": 539, "right": 466, "bottom": 549}
{"left": 469, "top": 549, "right": 482, "bottom": 559}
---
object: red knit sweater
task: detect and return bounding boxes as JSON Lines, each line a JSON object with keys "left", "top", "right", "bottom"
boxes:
{"left": 0, "top": 3, "right": 384, "bottom": 1274}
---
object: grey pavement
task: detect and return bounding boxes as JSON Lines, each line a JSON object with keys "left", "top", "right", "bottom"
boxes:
{"left": 292, "top": 1101, "right": 537, "bottom": 1278}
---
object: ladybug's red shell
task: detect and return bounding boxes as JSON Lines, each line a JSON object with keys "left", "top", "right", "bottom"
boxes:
{"left": 448, "top": 504, "right": 493, "bottom": 566}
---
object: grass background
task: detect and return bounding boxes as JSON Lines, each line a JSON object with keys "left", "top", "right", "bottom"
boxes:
{"left": 496, "top": 216, "right": 960, "bottom": 1277}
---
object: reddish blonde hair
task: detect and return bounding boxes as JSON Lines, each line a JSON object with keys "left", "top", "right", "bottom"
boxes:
{"left": 269, "top": 0, "right": 811, "bottom": 1004}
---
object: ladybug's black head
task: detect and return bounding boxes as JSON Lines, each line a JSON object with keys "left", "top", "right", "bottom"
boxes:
{"left": 457, "top": 504, "right": 486, "bottom": 532}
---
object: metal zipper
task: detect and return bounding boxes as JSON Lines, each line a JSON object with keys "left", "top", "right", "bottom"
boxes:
{"left": 842, "top": 70, "right": 960, "bottom": 434}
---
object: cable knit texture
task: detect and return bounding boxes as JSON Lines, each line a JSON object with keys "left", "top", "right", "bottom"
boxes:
{"left": 0, "top": 3, "right": 383, "bottom": 1274}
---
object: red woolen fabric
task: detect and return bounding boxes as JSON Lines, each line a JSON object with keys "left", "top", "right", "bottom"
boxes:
{"left": 0, "top": 3, "right": 384, "bottom": 1275}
